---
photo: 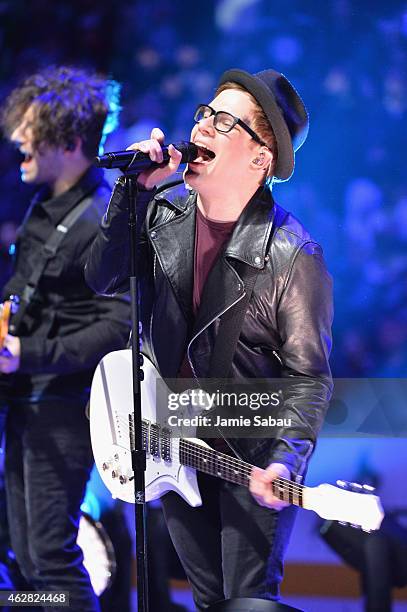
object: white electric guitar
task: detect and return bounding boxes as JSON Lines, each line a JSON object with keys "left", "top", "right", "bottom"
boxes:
{"left": 89, "top": 350, "right": 384, "bottom": 532}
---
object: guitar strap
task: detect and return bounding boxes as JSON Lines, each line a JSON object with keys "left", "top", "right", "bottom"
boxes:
{"left": 9, "top": 194, "right": 96, "bottom": 335}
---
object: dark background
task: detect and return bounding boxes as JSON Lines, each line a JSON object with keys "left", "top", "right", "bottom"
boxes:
{"left": 0, "top": 0, "right": 406, "bottom": 377}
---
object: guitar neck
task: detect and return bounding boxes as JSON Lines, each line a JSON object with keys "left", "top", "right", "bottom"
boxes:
{"left": 179, "top": 438, "right": 305, "bottom": 508}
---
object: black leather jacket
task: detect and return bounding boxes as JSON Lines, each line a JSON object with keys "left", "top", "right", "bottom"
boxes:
{"left": 85, "top": 179, "right": 333, "bottom": 479}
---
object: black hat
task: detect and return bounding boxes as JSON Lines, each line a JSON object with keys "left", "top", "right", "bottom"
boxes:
{"left": 218, "top": 68, "right": 309, "bottom": 181}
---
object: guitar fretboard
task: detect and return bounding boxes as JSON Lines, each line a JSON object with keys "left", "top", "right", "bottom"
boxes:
{"left": 130, "top": 418, "right": 304, "bottom": 507}
{"left": 179, "top": 438, "right": 304, "bottom": 507}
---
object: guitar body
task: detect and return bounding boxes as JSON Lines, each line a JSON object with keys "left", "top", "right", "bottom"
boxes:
{"left": 90, "top": 350, "right": 384, "bottom": 531}
{"left": 89, "top": 349, "right": 203, "bottom": 506}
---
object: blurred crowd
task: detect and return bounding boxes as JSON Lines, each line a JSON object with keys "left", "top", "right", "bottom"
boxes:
{"left": 0, "top": 0, "right": 406, "bottom": 376}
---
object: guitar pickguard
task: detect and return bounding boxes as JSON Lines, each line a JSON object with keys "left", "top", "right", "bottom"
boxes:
{"left": 90, "top": 350, "right": 202, "bottom": 506}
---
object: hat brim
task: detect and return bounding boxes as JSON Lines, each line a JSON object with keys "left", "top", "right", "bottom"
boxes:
{"left": 218, "top": 69, "right": 295, "bottom": 181}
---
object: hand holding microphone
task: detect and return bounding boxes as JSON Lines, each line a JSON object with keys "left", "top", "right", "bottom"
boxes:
{"left": 95, "top": 128, "right": 197, "bottom": 190}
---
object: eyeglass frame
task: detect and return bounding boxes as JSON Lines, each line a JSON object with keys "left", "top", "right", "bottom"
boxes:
{"left": 194, "top": 104, "right": 267, "bottom": 147}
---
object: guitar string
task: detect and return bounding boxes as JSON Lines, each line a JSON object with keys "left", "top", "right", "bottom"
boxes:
{"left": 169, "top": 440, "right": 304, "bottom": 504}
{"left": 178, "top": 448, "right": 304, "bottom": 500}
{"left": 177, "top": 440, "right": 303, "bottom": 498}
{"left": 111, "top": 414, "right": 304, "bottom": 496}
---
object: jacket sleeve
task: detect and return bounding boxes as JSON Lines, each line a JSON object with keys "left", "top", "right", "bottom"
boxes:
{"left": 270, "top": 241, "right": 333, "bottom": 478}
{"left": 85, "top": 177, "right": 156, "bottom": 295}
{"left": 18, "top": 294, "right": 130, "bottom": 375}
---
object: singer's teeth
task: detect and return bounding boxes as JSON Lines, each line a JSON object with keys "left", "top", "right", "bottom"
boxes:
{"left": 196, "top": 145, "right": 215, "bottom": 161}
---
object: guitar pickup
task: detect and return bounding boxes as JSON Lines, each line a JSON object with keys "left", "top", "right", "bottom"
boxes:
{"left": 128, "top": 414, "right": 149, "bottom": 454}
{"left": 160, "top": 427, "right": 171, "bottom": 462}
{"left": 150, "top": 423, "right": 160, "bottom": 457}
{"left": 142, "top": 419, "right": 149, "bottom": 453}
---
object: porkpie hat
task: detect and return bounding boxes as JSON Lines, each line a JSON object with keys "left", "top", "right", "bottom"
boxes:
{"left": 218, "top": 68, "right": 309, "bottom": 181}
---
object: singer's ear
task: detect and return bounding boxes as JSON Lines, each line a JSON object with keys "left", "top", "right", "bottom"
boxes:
{"left": 251, "top": 148, "right": 273, "bottom": 169}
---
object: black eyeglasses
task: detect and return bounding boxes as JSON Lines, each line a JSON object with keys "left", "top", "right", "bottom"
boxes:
{"left": 194, "top": 104, "right": 267, "bottom": 147}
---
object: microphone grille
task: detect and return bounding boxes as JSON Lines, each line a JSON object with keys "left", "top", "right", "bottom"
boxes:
{"left": 176, "top": 141, "right": 198, "bottom": 163}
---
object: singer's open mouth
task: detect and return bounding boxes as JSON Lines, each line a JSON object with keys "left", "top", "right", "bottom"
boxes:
{"left": 193, "top": 144, "right": 216, "bottom": 164}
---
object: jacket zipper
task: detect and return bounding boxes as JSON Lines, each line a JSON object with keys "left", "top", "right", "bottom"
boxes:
{"left": 272, "top": 350, "right": 283, "bottom": 365}
{"left": 187, "top": 257, "right": 247, "bottom": 379}
{"left": 186, "top": 291, "right": 246, "bottom": 380}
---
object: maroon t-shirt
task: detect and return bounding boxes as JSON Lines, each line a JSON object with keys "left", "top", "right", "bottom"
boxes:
{"left": 178, "top": 206, "right": 236, "bottom": 379}
{"left": 193, "top": 206, "right": 236, "bottom": 314}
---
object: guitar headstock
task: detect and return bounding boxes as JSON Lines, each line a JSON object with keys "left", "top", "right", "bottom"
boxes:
{"left": 0, "top": 296, "right": 19, "bottom": 351}
{"left": 304, "top": 480, "right": 384, "bottom": 532}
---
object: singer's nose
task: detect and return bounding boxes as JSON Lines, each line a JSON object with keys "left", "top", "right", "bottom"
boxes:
{"left": 197, "top": 114, "right": 216, "bottom": 136}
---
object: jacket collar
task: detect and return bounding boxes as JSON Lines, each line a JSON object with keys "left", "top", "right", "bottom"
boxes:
{"left": 155, "top": 181, "right": 193, "bottom": 212}
{"left": 156, "top": 182, "right": 276, "bottom": 269}
{"left": 224, "top": 185, "right": 276, "bottom": 269}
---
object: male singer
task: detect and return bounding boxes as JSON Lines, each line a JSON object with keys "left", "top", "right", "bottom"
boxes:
{"left": 86, "top": 68, "right": 333, "bottom": 609}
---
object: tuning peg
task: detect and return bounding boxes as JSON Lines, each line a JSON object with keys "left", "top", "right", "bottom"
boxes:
{"left": 336, "top": 480, "right": 376, "bottom": 495}
{"left": 350, "top": 482, "right": 363, "bottom": 491}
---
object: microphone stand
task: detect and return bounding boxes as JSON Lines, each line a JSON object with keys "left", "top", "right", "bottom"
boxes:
{"left": 95, "top": 145, "right": 197, "bottom": 611}
{"left": 123, "top": 170, "right": 149, "bottom": 612}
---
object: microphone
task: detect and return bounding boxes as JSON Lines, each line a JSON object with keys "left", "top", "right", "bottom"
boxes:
{"left": 94, "top": 141, "right": 198, "bottom": 170}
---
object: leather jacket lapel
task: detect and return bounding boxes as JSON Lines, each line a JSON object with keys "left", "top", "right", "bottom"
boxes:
{"left": 150, "top": 185, "right": 277, "bottom": 352}
{"left": 192, "top": 256, "right": 244, "bottom": 338}
{"left": 192, "top": 187, "right": 276, "bottom": 338}
{"left": 224, "top": 186, "right": 276, "bottom": 267}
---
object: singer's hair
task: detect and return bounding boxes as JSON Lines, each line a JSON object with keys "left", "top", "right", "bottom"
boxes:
{"left": 216, "top": 81, "right": 277, "bottom": 178}
{"left": 0, "top": 66, "right": 121, "bottom": 159}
